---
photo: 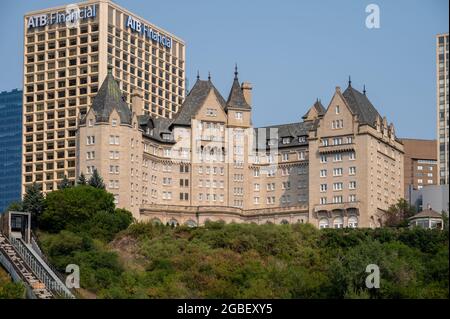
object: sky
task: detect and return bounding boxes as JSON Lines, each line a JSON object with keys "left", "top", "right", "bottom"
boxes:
{"left": 0, "top": 0, "right": 448, "bottom": 139}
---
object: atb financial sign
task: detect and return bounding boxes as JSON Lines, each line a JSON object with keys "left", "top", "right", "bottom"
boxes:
{"left": 125, "top": 15, "right": 173, "bottom": 49}
{"left": 27, "top": 5, "right": 97, "bottom": 29}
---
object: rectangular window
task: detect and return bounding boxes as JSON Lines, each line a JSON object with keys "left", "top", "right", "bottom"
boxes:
{"left": 320, "top": 197, "right": 327, "bottom": 205}
{"left": 333, "top": 182, "right": 343, "bottom": 191}
{"left": 235, "top": 112, "right": 243, "bottom": 120}
{"left": 320, "top": 184, "right": 327, "bottom": 192}
{"left": 333, "top": 168, "right": 343, "bottom": 176}
{"left": 320, "top": 169, "right": 327, "bottom": 177}
{"left": 320, "top": 155, "right": 327, "bottom": 163}
{"left": 349, "top": 167, "right": 356, "bottom": 175}
{"left": 333, "top": 154, "right": 342, "bottom": 162}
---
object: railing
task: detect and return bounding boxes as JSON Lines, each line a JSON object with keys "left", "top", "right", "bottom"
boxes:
{"left": 9, "top": 235, "right": 75, "bottom": 299}
{"left": 0, "top": 233, "right": 52, "bottom": 299}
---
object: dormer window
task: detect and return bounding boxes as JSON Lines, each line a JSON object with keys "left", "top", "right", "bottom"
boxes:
{"left": 162, "top": 133, "right": 171, "bottom": 140}
{"left": 282, "top": 137, "right": 290, "bottom": 144}
{"left": 235, "top": 112, "right": 243, "bottom": 120}
{"left": 298, "top": 136, "right": 306, "bottom": 143}
{"left": 112, "top": 119, "right": 117, "bottom": 127}
{"left": 88, "top": 118, "right": 94, "bottom": 127}
{"left": 267, "top": 139, "right": 277, "bottom": 146}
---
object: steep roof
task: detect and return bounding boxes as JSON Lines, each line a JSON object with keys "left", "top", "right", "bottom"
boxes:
{"left": 342, "top": 84, "right": 380, "bottom": 127}
{"left": 302, "top": 99, "right": 326, "bottom": 119}
{"left": 139, "top": 114, "right": 175, "bottom": 144}
{"left": 83, "top": 67, "right": 132, "bottom": 125}
{"left": 171, "top": 79, "right": 226, "bottom": 127}
{"left": 225, "top": 73, "right": 250, "bottom": 111}
{"left": 253, "top": 121, "right": 316, "bottom": 150}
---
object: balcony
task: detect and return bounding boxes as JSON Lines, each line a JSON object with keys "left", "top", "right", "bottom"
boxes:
{"left": 318, "top": 143, "right": 355, "bottom": 154}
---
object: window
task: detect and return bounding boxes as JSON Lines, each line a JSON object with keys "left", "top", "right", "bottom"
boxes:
{"left": 254, "top": 183, "right": 260, "bottom": 191}
{"left": 333, "top": 182, "right": 343, "bottom": 191}
{"left": 112, "top": 119, "right": 117, "bottom": 126}
{"left": 321, "top": 139, "right": 329, "bottom": 146}
{"left": 348, "top": 216, "right": 358, "bottom": 228}
{"left": 164, "top": 149, "right": 172, "bottom": 157}
{"left": 417, "top": 165, "right": 423, "bottom": 170}
{"left": 282, "top": 137, "right": 290, "bottom": 144}
{"left": 282, "top": 152, "right": 289, "bottom": 161}
{"left": 319, "top": 218, "right": 329, "bottom": 229}
{"left": 335, "top": 105, "right": 340, "bottom": 114}
{"left": 254, "top": 197, "right": 259, "bottom": 204}
{"left": 298, "top": 151, "right": 305, "bottom": 160}
{"left": 88, "top": 119, "right": 94, "bottom": 126}
{"left": 349, "top": 166, "right": 356, "bottom": 175}
{"left": 333, "top": 154, "right": 342, "bottom": 162}
{"left": 320, "top": 184, "right": 327, "bottom": 192}
{"left": 349, "top": 181, "right": 356, "bottom": 189}
{"left": 320, "top": 169, "right": 327, "bottom": 177}
{"left": 333, "top": 195, "right": 343, "bottom": 203}
{"left": 349, "top": 151, "right": 356, "bottom": 160}
{"left": 320, "top": 197, "right": 327, "bottom": 205}
{"left": 235, "top": 111, "right": 243, "bottom": 120}
{"left": 86, "top": 135, "right": 95, "bottom": 145}
{"left": 320, "top": 155, "right": 327, "bottom": 163}
{"left": 333, "top": 168, "right": 343, "bottom": 176}
{"left": 333, "top": 217, "right": 343, "bottom": 229}
{"left": 86, "top": 151, "right": 95, "bottom": 160}
{"left": 206, "top": 108, "right": 217, "bottom": 117}
{"left": 349, "top": 194, "right": 357, "bottom": 202}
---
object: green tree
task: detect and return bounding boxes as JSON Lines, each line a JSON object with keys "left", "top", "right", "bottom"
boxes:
{"left": 58, "top": 175, "right": 71, "bottom": 190}
{"left": 3, "top": 201, "right": 23, "bottom": 214}
{"left": 39, "top": 185, "right": 115, "bottom": 233}
{"left": 77, "top": 172, "right": 87, "bottom": 186}
{"left": 22, "top": 182, "right": 45, "bottom": 229}
{"left": 89, "top": 169, "right": 105, "bottom": 189}
{"left": 384, "top": 198, "right": 416, "bottom": 227}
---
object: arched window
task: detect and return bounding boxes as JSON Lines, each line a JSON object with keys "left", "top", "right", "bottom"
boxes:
{"left": 184, "top": 220, "right": 197, "bottom": 228}
{"left": 319, "top": 218, "right": 329, "bottom": 229}
{"left": 280, "top": 219, "right": 289, "bottom": 225}
{"left": 168, "top": 219, "right": 178, "bottom": 227}
{"left": 348, "top": 216, "right": 358, "bottom": 228}
{"left": 333, "top": 217, "right": 344, "bottom": 229}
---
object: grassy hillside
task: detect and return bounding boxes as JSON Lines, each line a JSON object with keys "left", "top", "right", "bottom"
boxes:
{"left": 39, "top": 222, "right": 449, "bottom": 299}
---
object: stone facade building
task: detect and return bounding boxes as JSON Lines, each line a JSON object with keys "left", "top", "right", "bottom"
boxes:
{"left": 78, "top": 67, "right": 404, "bottom": 228}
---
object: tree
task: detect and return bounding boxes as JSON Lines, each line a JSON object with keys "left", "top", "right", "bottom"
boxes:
{"left": 58, "top": 175, "right": 71, "bottom": 190}
{"left": 22, "top": 182, "right": 45, "bottom": 229}
{"left": 77, "top": 173, "right": 87, "bottom": 186}
{"left": 39, "top": 185, "right": 115, "bottom": 233}
{"left": 3, "top": 201, "right": 23, "bottom": 214}
{"left": 88, "top": 169, "right": 105, "bottom": 189}
{"left": 384, "top": 198, "right": 416, "bottom": 228}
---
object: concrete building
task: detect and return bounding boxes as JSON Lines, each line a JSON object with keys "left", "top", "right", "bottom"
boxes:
{"left": 22, "top": 0, "right": 185, "bottom": 194}
{"left": 400, "top": 138, "right": 438, "bottom": 200}
{"left": 0, "top": 89, "right": 23, "bottom": 212}
{"left": 436, "top": 33, "right": 449, "bottom": 185}
{"left": 78, "top": 69, "right": 403, "bottom": 228}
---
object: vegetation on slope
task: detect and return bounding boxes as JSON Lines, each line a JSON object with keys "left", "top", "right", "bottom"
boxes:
{"left": 6, "top": 184, "right": 449, "bottom": 299}
{"left": 0, "top": 266, "right": 26, "bottom": 299}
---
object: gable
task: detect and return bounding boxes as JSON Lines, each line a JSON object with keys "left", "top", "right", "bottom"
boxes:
{"left": 192, "top": 89, "right": 228, "bottom": 123}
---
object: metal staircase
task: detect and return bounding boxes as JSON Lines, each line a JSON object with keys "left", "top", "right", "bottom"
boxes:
{"left": 0, "top": 233, "right": 53, "bottom": 299}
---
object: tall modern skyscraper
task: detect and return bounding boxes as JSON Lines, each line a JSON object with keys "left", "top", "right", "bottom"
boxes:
{"left": 437, "top": 33, "right": 449, "bottom": 185}
{"left": 0, "top": 89, "right": 22, "bottom": 212}
{"left": 22, "top": 0, "right": 185, "bottom": 194}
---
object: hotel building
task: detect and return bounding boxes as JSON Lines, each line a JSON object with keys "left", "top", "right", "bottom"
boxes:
{"left": 22, "top": 0, "right": 185, "bottom": 194}
{"left": 400, "top": 138, "right": 438, "bottom": 201}
{"left": 78, "top": 67, "right": 404, "bottom": 228}
{"left": 437, "top": 33, "right": 449, "bottom": 185}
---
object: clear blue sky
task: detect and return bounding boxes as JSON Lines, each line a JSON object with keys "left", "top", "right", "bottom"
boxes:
{"left": 0, "top": 0, "right": 448, "bottom": 139}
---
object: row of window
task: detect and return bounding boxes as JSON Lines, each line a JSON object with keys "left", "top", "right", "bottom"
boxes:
{"left": 320, "top": 181, "right": 357, "bottom": 192}
{"left": 319, "top": 195, "right": 357, "bottom": 204}
{"left": 320, "top": 167, "right": 356, "bottom": 177}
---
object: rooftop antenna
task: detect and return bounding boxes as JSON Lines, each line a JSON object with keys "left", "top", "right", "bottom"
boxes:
{"left": 348, "top": 75, "right": 352, "bottom": 87}
{"left": 363, "top": 84, "right": 366, "bottom": 95}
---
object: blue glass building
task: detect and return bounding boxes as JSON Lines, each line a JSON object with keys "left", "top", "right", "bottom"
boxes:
{"left": 0, "top": 89, "right": 22, "bottom": 212}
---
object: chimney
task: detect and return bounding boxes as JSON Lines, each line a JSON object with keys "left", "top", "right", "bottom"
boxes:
{"left": 131, "top": 89, "right": 144, "bottom": 116}
{"left": 241, "top": 82, "right": 252, "bottom": 106}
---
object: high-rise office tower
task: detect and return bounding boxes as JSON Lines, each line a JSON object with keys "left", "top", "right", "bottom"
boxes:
{"left": 0, "top": 89, "right": 22, "bottom": 212}
{"left": 22, "top": 0, "right": 185, "bottom": 194}
{"left": 437, "top": 33, "right": 449, "bottom": 185}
